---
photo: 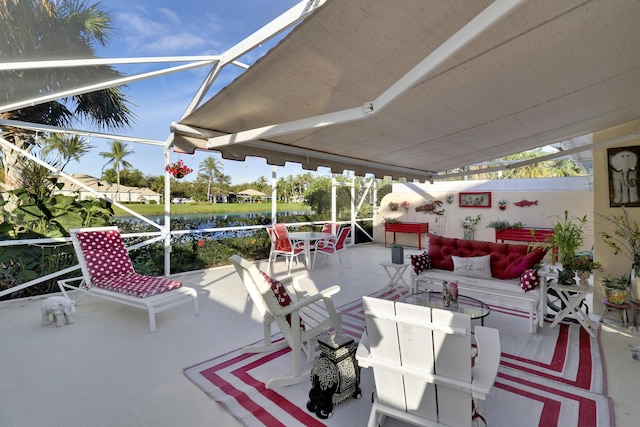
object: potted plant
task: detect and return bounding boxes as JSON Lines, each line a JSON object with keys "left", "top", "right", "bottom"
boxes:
{"left": 541, "top": 211, "right": 588, "bottom": 285}
{"left": 391, "top": 244, "right": 404, "bottom": 264}
{"left": 486, "top": 220, "right": 524, "bottom": 231}
{"left": 498, "top": 199, "right": 508, "bottom": 210}
{"left": 459, "top": 214, "right": 482, "bottom": 240}
{"left": 574, "top": 254, "right": 603, "bottom": 286}
{"left": 600, "top": 206, "right": 640, "bottom": 300}
{"left": 166, "top": 160, "right": 193, "bottom": 179}
{"left": 600, "top": 274, "right": 630, "bottom": 305}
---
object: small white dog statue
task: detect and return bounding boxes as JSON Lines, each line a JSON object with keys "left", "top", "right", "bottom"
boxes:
{"left": 41, "top": 296, "right": 76, "bottom": 327}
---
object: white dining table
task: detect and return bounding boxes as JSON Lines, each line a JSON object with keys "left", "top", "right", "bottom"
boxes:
{"left": 287, "top": 231, "right": 336, "bottom": 270}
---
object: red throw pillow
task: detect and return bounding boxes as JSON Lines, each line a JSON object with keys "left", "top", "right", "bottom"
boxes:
{"left": 410, "top": 252, "right": 432, "bottom": 274}
{"left": 259, "top": 270, "right": 304, "bottom": 329}
{"left": 520, "top": 268, "right": 540, "bottom": 292}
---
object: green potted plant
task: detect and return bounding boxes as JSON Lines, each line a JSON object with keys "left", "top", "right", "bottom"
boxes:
{"left": 460, "top": 214, "right": 482, "bottom": 240}
{"left": 486, "top": 220, "right": 524, "bottom": 231}
{"left": 600, "top": 274, "right": 630, "bottom": 305}
{"left": 542, "top": 211, "right": 588, "bottom": 285}
{"left": 600, "top": 206, "right": 640, "bottom": 300}
{"left": 498, "top": 199, "right": 508, "bottom": 210}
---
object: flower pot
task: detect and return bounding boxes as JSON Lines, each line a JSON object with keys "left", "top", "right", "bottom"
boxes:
{"left": 174, "top": 172, "right": 184, "bottom": 179}
{"left": 391, "top": 246, "right": 404, "bottom": 264}
{"left": 602, "top": 286, "right": 629, "bottom": 305}
{"left": 558, "top": 268, "right": 576, "bottom": 286}
{"left": 577, "top": 270, "right": 591, "bottom": 286}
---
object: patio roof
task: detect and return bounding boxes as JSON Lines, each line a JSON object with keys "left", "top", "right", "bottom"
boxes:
{"left": 172, "top": 0, "right": 640, "bottom": 180}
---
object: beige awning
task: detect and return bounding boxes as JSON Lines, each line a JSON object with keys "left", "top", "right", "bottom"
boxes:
{"left": 173, "top": 0, "right": 640, "bottom": 180}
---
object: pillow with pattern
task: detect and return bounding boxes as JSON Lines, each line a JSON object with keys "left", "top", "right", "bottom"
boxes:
{"left": 259, "top": 270, "right": 305, "bottom": 329}
{"left": 452, "top": 255, "right": 492, "bottom": 279}
{"left": 520, "top": 268, "right": 540, "bottom": 292}
{"left": 410, "top": 252, "right": 432, "bottom": 274}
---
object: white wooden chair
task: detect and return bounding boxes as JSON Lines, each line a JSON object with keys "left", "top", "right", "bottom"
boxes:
{"left": 356, "top": 296, "right": 500, "bottom": 427}
{"left": 58, "top": 226, "right": 199, "bottom": 333}
{"left": 230, "top": 255, "right": 343, "bottom": 388}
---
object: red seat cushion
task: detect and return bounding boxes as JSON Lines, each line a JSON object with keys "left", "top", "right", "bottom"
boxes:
{"left": 427, "top": 234, "right": 546, "bottom": 280}
{"left": 93, "top": 272, "right": 182, "bottom": 298}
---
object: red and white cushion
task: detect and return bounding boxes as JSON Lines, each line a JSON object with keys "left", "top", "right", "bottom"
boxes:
{"left": 76, "top": 229, "right": 182, "bottom": 297}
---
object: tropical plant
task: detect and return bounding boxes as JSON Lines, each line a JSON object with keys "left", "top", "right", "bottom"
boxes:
{"left": 100, "top": 140, "right": 133, "bottom": 201}
{"left": 600, "top": 274, "right": 631, "bottom": 290}
{"left": 599, "top": 206, "right": 640, "bottom": 267}
{"left": 0, "top": 0, "right": 134, "bottom": 188}
{"left": 543, "top": 211, "right": 587, "bottom": 266}
{"left": 199, "top": 156, "right": 223, "bottom": 202}
{"left": 40, "top": 133, "right": 94, "bottom": 170}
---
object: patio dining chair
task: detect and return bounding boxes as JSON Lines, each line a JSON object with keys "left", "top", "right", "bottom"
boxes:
{"left": 312, "top": 225, "right": 351, "bottom": 269}
{"left": 266, "top": 224, "right": 305, "bottom": 275}
{"left": 58, "top": 226, "right": 199, "bottom": 333}
{"left": 230, "top": 255, "right": 343, "bottom": 388}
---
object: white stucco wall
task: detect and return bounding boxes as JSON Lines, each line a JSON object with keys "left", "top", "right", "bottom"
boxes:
{"left": 374, "top": 176, "right": 594, "bottom": 250}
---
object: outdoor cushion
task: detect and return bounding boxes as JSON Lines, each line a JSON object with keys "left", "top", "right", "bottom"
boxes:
{"left": 452, "top": 255, "right": 492, "bottom": 279}
{"left": 520, "top": 269, "right": 541, "bottom": 292}
{"left": 75, "top": 228, "right": 135, "bottom": 281}
{"left": 260, "top": 270, "right": 304, "bottom": 329}
{"left": 75, "top": 228, "right": 183, "bottom": 297}
{"left": 92, "top": 273, "right": 182, "bottom": 298}
{"left": 427, "top": 234, "right": 546, "bottom": 280}
{"left": 410, "top": 252, "right": 432, "bottom": 274}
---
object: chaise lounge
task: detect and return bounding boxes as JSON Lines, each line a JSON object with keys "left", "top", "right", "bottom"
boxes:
{"left": 58, "top": 226, "right": 199, "bottom": 333}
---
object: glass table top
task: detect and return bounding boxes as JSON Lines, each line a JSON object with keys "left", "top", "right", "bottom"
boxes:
{"left": 401, "top": 291, "right": 491, "bottom": 320}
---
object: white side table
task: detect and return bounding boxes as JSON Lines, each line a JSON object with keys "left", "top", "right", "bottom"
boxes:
{"left": 547, "top": 282, "right": 595, "bottom": 337}
{"left": 380, "top": 261, "right": 410, "bottom": 289}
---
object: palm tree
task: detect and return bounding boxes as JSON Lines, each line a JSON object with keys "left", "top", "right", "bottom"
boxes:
{"left": 40, "top": 133, "right": 94, "bottom": 171}
{"left": 0, "top": 0, "right": 134, "bottom": 189}
{"left": 199, "top": 156, "right": 223, "bottom": 202}
{"left": 100, "top": 141, "right": 133, "bottom": 202}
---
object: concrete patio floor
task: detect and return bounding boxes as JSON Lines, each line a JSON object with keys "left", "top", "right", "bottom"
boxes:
{"left": 1, "top": 243, "right": 638, "bottom": 426}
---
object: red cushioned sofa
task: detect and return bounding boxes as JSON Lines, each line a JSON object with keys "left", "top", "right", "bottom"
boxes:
{"left": 411, "top": 234, "right": 548, "bottom": 333}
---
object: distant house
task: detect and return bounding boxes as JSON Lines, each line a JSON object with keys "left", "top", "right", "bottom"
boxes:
{"left": 55, "top": 174, "right": 162, "bottom": 204}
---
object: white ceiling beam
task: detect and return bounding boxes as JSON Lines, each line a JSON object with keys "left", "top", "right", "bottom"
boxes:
{"left": 0, "top": 56, "right": 221, "bottom": 71}
{"left": 1, "top": 60, "right": 218, "bottom": 113}
{"left": 220, "top": 0, "right": 327, "bottom": 67}
{"left": 0, "top": 119, "right": 165, "bottom": 145}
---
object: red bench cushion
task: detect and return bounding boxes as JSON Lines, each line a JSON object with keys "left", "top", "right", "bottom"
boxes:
{"left": 427, "top": 234, "right": 546, "bottom": 280}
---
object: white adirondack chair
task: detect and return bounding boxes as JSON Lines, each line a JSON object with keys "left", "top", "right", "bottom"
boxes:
{"left": 230, "top": 255, "right": 344, "bottom": 388}
{"left": 356, "top": 296, "right": 500, "bottom": 427}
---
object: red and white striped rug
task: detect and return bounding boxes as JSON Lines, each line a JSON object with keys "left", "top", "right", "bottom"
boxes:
{"left": 184, "top": 287, "right": 613, "bottom": 427}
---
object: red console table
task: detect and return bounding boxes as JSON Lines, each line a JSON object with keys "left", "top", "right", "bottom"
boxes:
{"left": 495, "top": 228, "right": 554, "bottom": 243}
{"left": 384, "top": 222, "right": 429, "bottom": 250}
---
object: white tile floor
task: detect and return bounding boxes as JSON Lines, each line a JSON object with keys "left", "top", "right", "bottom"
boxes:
{"left": 1, "top": 243, "right": 638, "bottom": 426}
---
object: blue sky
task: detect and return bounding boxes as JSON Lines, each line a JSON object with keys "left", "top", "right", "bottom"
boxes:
{"left": 63, "top": 0, "right": 325, "bottom": 185}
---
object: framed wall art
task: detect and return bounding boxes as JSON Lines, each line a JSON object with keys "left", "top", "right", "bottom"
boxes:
{"left": 459, "top": 192, "right": 492, "bottom": 208}
{"left": 607, "top": 146, "right": 640, "bottom": 207}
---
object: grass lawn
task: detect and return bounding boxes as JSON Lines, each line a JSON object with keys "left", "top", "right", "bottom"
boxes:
{"left": 113, "top": 202, "right": 311, "bottom": 215}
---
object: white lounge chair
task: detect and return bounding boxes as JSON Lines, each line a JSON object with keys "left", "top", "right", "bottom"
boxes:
{"left": 356, "top": 295, "right": 500, "bottom": 427}
{"left": 58, "top": 226, "right": 199, "bottom": 333}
